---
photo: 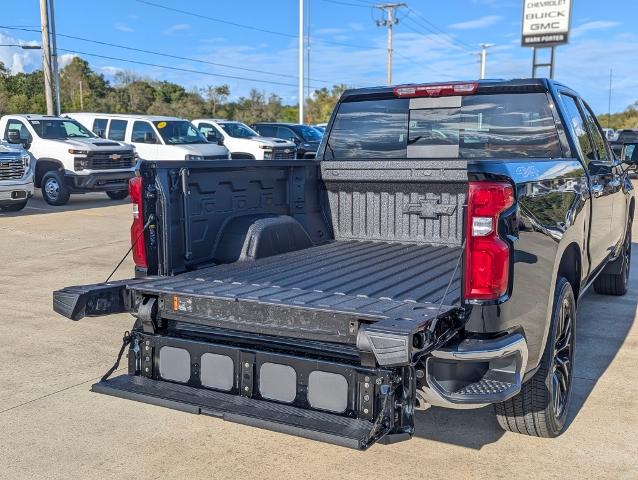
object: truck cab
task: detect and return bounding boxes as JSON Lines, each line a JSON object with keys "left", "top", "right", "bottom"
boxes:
{"left": 69, "top": 114, "right": 230, "bottom": 162}
{"left": 191, "top": 119, "right": 296, "bottom": 160}
{"left": 0, "top": 114, "right": 136, "bottom": 206}
{"left": 0, "top": 138, "right": 33, "bottom": 212}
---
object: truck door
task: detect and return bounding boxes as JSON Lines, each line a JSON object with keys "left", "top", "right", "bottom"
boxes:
{"left": 580, "top": 101, "right": 626, "bottom": 249}
{"left": 559, "top": 93, "right": 614, "bottom": 270}
{"left": 130, "top": 121, "right": 158, "bottom": 160}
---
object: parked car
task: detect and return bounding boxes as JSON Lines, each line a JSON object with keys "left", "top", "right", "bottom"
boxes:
{"left": 0, "top": 115, "right": 135, "bottom": 205}
{"left": 191, "top": 119, "right": 296, "bottom": 160}
{"left": 0, "top": 137, "right": 33, "bottom": 212}
{"left": 610, "top": 129, "right": 638, "bottom": 157}
{"left": 54, "top": 78, "right": 635, "bottom": 450}
{"left": 68, "top": 113, "right": 230, "bottom": 162}
{"left": 602, "top": 127, "right": 617, "bottom": 142}
{"left": 251, "top": 122, "right": 322, "bottom": 158}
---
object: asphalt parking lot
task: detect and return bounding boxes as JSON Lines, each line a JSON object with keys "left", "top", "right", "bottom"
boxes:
{"left": 1, "top": 190, "right": 637, "bottom": 480}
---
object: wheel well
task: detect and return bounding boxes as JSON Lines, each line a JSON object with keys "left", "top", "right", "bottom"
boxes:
{"left": 35, "top": 159, "right": 64, "bottom": 187}
{"left": 558, "top": 243, "right": 581, "bottom": 301}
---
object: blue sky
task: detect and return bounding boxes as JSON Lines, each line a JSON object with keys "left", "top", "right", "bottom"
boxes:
{"left": 1, "top": 0, "right": 637, "bottom": 113}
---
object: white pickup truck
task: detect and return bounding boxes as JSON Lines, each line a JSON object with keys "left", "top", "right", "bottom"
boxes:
{"left": 69, "top": 114, "right": 230, "bottom": 162}
{"left": 191, "top": 119, "right": 296, "bottom": 160}
{"left": 0, "top": 138, "right": 33, "bottom": 212}
{"left": 0, "top": 115, "right": 136, "bottom": 206}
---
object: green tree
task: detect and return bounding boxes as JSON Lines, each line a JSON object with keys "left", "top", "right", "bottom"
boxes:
{"left": 202, "top": 84, "right": 230, "bottom": 117}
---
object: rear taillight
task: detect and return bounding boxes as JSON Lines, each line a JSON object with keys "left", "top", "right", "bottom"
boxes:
{"left": 129, "top": 176, "right": 147, "bottom": 269}
{"left": 464, "top": 182, "right": 514, "bottom": 301}
{"left": 393, "top": 82, "right": 478, "bottom": 98}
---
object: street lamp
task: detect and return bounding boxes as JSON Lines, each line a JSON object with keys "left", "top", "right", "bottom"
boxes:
{"left": 0, "top": 44, "right": 42, "bottom": 49}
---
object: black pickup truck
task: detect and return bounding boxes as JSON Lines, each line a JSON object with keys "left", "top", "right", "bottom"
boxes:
{"left": 54, "top": 79, "right": 636, "bottom": 449}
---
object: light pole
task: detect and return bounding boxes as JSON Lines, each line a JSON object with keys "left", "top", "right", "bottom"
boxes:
{"left": 0, "top": 44, "right": 42, "bottom": 49}
{"left": 479, "top": 43, "right": 494, "bottom": 79}
{"left": 299, "top": 0, "right": 304, "bottom": 124}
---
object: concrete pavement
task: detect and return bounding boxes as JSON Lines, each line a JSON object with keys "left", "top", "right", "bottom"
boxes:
{"left": 0, "top": 191, "right": 636, "bottom": 480}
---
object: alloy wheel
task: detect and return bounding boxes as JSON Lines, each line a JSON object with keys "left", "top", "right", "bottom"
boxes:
{"left": 551, "top": 296, "right": 574, "bottom": 418}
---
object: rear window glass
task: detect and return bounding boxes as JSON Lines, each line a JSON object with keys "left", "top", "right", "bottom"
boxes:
{"left": 324, "top": 92, "right": 562, "bottom": 160}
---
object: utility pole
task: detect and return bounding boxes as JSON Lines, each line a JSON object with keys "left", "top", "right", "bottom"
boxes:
{"left": 375, "top": 3, "right": 406, "bottom": 86}
{"left": 479, "top": 43, "right": 494, "bottom": 79}
{"left": 607, "top": 68, "right": 613, "bottom": 128}
{"left": 39, "top": 0, "right": 55, "bottom": 115}
{"left": 48, "top": 0, "right": 61, "bottom": 115}
{"left": 306, "top": 0, "right": 311, "bottom": 102}
{"left": 299, "top": 0, "right": 304, "bottom": 124}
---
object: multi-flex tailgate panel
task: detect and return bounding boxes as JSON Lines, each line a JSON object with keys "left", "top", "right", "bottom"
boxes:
{"left": 95, "top": 332, "right": 405, "bottom": 449}
{"left": 94, "top": 375, "right": 382, "bottom": 450}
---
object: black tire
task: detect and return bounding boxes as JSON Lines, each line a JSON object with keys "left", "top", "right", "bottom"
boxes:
{"left": 495, "top": 277, "right": 575, "bottom": 437}
{"left": 41, "top": 170, "right": 71, "bottom": 206}
{"left": 106, "top": 190, "right": 129, "bottom": 200}
{"left": 593, "top": 219, "right": 632, "bottom": 296}
{"left": 0, "top": 200, "right": 28, "bottom": 212}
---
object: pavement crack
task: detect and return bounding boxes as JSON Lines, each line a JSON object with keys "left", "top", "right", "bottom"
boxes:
{"left": 0, "top": 368, "right": 125, "bottom": 415}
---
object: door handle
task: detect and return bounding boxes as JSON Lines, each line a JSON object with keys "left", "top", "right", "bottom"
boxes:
{"left": 591, "top": 184, "right": 604, "bottom": 197}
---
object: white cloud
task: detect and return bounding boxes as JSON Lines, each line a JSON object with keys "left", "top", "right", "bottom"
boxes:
{"left": 163, "top": 23, "right": 191, "bottom": 35}
{"left": 449, "top": 15, "right": 502, "bottom": 30}
{"left": 114, "top": 22, "right": 134, "bottom": 33}
{"left": 571, "top": 20, "right": 621, "bottom": 39}
{"left": 58, "top": 53, "right": 78, "bottom": 68}
{"left": 0, "top": 32, "right": 40, "bottom": 74}
{"left": 100, "top": 66, "right": 124, "bottom": 76}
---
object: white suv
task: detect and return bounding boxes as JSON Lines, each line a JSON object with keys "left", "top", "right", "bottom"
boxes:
{"left": 0, "top": 115, "right": 135, "bottom": 206}
{"left": 69, "top": 113, "right": 230, "bottom": 161}
{"left": 191, "top": 119, "right": 296, "bottom": 160}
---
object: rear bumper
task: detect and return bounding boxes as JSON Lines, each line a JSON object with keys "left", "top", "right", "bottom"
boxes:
{"left": 65, "top": 170, "right": 134, "bottom": 192}
{"left": 418, "top": 333, "right": 528, "bottom": 409}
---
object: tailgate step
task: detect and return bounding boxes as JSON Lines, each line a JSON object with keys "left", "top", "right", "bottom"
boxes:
{"left": 93, "top": 375, "right": 383, "bottom": 450}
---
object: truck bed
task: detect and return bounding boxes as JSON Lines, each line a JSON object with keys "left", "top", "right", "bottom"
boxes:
{"left": 133, "top": 240, "right": 462, "bottom": 326}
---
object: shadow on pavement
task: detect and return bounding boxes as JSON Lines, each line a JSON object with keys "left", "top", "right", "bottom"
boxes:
{"left": 412, "top": 244, "right": 637, "bottom": 450}
{"left": 0, "top": 191, "right": 129, "bottom": 217}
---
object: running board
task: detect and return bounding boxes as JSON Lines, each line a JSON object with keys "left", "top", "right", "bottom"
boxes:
{"left": 93, "top": 375, "right": 398, "bottom": 450}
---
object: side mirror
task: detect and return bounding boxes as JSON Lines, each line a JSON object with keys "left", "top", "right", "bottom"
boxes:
{"left": 622, "top": 143, "right": 638, "bottom": 168}
{"left": 96, "top": 128, "right": 105, "bottom": 138}
{"left": 289, "top": 137, "right": 299, "bottom": 144}
{"left": 216, "top": 136, "right": 224, "bottom": 146}
{"left": 143, "top": 131, "right": 156, "bottom": 144}
{"left": 7, "top": 129, "right": 21, "bottom": 144}
{"left": 205, "top": 132, "right": 217, "bottom": 142}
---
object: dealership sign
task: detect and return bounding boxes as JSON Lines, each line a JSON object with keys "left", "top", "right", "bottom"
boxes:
{"left": 521, "top": 0, "right": 572, "bottom": 47}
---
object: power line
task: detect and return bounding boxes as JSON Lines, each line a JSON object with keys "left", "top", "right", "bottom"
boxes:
{"left": 133, "top": 0, "right": 383, "bottom": 51}
{"left": 319, "top": 0, "right": 371, "bottom": 8}
{"left": 0, "top": 25, "right": 348, "bottom": 85}
{"left": 405, "top": 7, "right": 475, "bottom": 51}
{"left": 56, "top": 48, "right": 321, "bottom": 88}
{"left": 401, "top": 17, "right": 470, "bottom": 53}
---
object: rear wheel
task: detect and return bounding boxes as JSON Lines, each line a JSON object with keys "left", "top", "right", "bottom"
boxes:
{"left": 593, "top": 219, "right": 632, "bottom": 296}
{"left": 495, "top": 277, "right": 575, "bottom": 437}
{"left": 106, "top": 190, "right": 129, "bottom": 200}
{"left": 41, "top": 170, "right": 70, "bottom": 206}
{"left": 0, "top": 200, "right": 28, "bottom": 212}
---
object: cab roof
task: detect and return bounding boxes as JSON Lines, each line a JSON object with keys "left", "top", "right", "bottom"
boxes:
{"left": 340, "top": 78, "right": 567, "bottom": 101}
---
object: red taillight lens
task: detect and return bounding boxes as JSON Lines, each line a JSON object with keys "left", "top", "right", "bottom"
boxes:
{"left": 464, "top": 182, "right": 514, "bottom": 301}
{"left": 393, "top": 82, "right": 478, "bottom": 98}
{"left": 129, "top": 176, "right": 147, "bottom": 269}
